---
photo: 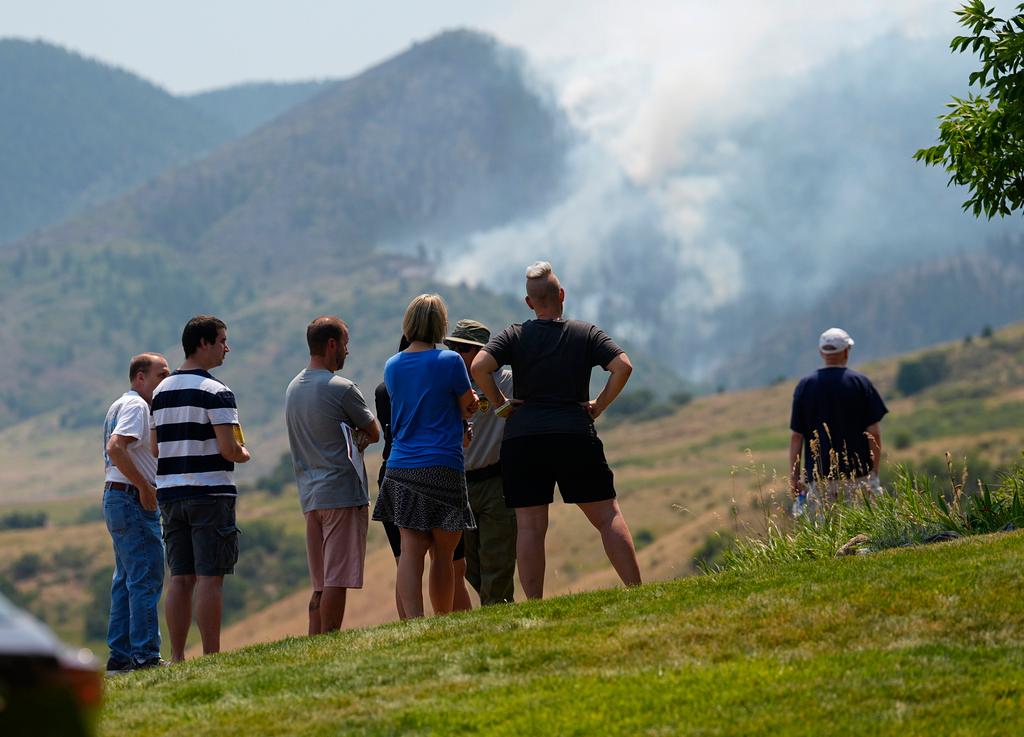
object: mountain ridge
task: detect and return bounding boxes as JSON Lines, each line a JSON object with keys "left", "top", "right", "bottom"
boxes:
{"left": 726, "top": 238, "right": 1024, "bottom": 387}
{"left": 185, "top": 80, "right": 331, "bottom": 138}
{"left": 0, "top": 29, "right": 580, "bottom": 454}
{"left": 0, "top": 38, "right": 234, "bottom": 245}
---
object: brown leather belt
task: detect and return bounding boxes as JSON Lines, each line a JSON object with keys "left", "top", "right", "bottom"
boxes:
{"left": 105, "top": 481, "right": 137, "bottom": 492}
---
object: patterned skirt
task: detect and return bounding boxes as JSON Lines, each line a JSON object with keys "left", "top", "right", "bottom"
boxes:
{"left": 372, "top": 466, "right": 477, "bottom": 533}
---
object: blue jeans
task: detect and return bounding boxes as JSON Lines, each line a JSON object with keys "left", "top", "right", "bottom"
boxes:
{"left": 103, "top": 485, "right": 165, "bottom": 664}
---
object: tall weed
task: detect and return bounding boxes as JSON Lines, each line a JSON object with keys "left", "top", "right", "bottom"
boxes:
{"left": 717, "top": 456, "right": 1024, "bottom": 574}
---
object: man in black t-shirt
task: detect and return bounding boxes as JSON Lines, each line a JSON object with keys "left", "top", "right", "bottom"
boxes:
{"left": 789, "top": 327, "right": 888, "bottom": 513}
{"left": 471, "top": 261, "right": 641, "bottom": 599}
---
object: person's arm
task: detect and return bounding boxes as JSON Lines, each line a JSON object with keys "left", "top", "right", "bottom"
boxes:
{"left": 585, "top": 353, "right": 633, "bottom": 420}
{"left": 107, "top": 435, "right": 158, "bottom": 511}
{"left": 374, "top": 386, "right": 391, "bottom": 442}
{"left": 344, "top": 384, "right": 380, "bottom": 449}
{"left": 861, "top": 380, "right": 886, "bottom": 479}
{"left": 355, "top": 418, "right": 381, "bottom": 453}
{"left": 446, "top": 351, "right": 477, "bottom": 420}
{"left": 458, "top": 388, "right": 479, "bottom": 420}
{"left": 359, "top": 418, "right": 381, "bottom": 445}
{"left": 213, "top": 424, "right": 251, "bottom": 463}
{"left": 789, "top": 432, "right": 804, "bottom": 498}
{"left": 471, "top": 351, "right": 505, "bottom": 408}
{"left": 866, "top": 423, "right": 882, "bottom": 475}
{"left": 150, "top": 428, "right": 158, "bottom": 458}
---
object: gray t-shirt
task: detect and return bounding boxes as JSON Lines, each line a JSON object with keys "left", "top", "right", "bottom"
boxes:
{"left": 284, "top": 369, "right": 375, "bottom": 513}
{"left": 465, "top": 368, "right": 514, "bottom": 471}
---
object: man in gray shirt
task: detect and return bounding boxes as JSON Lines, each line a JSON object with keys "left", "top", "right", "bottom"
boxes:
{"left": 445, "top": 320, "right": 517, "bottom": 605}
{"left": 285, "top": 316, "right": 380, "bottom": 634}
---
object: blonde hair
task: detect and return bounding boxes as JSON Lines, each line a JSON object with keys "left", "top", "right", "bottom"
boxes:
{"left": 402, "top": 294, "right": 448, "bottom": 344}
{"left": 525, "top": 261, "right": 552, "bottom": 279}
{"left": 525, "top": 260, "right": 561, "bottom": 305}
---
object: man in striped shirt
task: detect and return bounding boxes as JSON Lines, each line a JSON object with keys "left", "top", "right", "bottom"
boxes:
{"left": 151, "top": 315, "right": 250, "bottom": 661}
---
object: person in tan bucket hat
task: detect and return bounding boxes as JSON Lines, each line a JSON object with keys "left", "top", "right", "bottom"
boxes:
{"left": 445, "top": 319, "right": 518, "bottom": 605}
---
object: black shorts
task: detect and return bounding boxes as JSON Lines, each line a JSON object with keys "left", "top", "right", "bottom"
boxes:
{"left": 380, "top": 518, "right": 465, "bottom": 561}
{"left": 500, "top": 432, "right": 616, "bottom": 508}
{"left": 160, "top": 496, "right": 240, "bottom": 576}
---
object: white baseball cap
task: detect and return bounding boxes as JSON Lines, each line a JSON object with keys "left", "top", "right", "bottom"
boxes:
{"left": 819, "top": 327, "right": 854, "bottom": 353}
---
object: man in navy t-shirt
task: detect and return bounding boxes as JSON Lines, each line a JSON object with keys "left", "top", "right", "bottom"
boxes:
{"left": 789, "top": 327, "right": 888, "bottom": 510}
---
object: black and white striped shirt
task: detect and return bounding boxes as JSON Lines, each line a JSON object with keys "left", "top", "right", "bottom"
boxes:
{"left": 152, "top": 369, "right": 239, "bottom": 502}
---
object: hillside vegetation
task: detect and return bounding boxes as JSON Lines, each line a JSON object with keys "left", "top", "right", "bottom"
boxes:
{"left": 186, "top": 80, "right": 330, "bottom": 138}
{"left": 728, "top": 238, "right": 1024, "bottom": 387}
{"left": 2, "top": 30, "right": 1021, "bottom": 430}
{"left": 2, "top": 29, "right": 1022, "bottom": 458}
{"left": 0, "top": 39, "right": 233, "bottom": 245}
{"left": 0, "top": 37, "right": 342, "bottom": 248}
{"left": 100, "top": 531, "right": 1024, "bottom": 736}
{"left": 0, "top": 30, "right": 572, "bottom": 439}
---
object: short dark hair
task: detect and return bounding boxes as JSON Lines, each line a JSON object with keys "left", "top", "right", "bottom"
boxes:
{"left": 182, "top": 315, "right": 227, "bottom": 358}
{"left": 128, "top": 353, "right": 159, "bottom": 381}
{"left": 306, "top": 316, "right": 348, "bottom": 356}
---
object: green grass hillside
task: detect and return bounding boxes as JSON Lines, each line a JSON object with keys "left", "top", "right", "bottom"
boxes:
{"left": 101, "top": 531, "right": 1024, "bottom": 736}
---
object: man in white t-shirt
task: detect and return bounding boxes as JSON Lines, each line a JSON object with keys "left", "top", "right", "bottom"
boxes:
{"left": 102, "top": 352, "right": 170, "bottom": 675}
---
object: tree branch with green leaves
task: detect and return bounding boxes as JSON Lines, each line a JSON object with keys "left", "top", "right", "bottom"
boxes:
{"left": 915, "top": 1, "right": 1024, "bottom": 218}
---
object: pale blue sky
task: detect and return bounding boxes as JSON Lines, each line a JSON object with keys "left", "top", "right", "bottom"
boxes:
{"left": 5, "top": 1, "right": 524, "bottom": 93}
{"left": 5, "top": 1, "right": 963, "bottom": 94}
{"left": 3, "top": 0, "right": 979, "bottom": 185}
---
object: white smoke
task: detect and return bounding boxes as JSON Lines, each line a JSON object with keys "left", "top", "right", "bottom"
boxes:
{"left": 434, "top": 2, "right": 1017, "bottom": 375}
{"left": 443, "top": 141, "right": 738, "bottom": 350}
{"left": 500, "top": 0, "right": 958, "bottom": 180}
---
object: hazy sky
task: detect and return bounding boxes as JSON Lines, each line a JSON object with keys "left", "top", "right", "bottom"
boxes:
{"left": 4, "top": 0, "right": 982, "bottom": 183}
{"left": 5, "top": 1, "right": 968, "bottom": 95}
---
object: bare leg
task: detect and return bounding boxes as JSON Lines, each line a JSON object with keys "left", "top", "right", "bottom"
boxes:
{"left": 393, "top": 557, "right": 406, "bottom": 620}
{"left": 319, "top": 587, "right": 347, "bottom": 632}
{"left": 427, "top": 530, "right": 463, "bottom": 615}
{"left": 397, "top": 530, "right": 432, "bottom": 619}
{"left": 515, "top": 505, "right": 549, "bottom": 599}
{"left": 578, "top": 499, "right": 641, "bottom": 587}
{"left": 308, "top": 591, "right": 322, "bottom": 636}
{"left": 194, "top": 575, "right": 224, "bottom": 655}
{"left": 452, "top": 557, "right": 472, "bottom": 612}
{"left": 165, "top": 574, "right": 195, "bottom": 662}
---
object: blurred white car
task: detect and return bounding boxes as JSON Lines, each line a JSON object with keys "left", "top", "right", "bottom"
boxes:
{"left": 0, "top": 593, "right": 102, "bottom": 736}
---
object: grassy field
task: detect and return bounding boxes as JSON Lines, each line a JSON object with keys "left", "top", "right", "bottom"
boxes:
{"left": 4, "top": 323, "right": 1024, "bottom": 654}
{"left": 100, "top": 530, "right": 1024, "bottom": 736}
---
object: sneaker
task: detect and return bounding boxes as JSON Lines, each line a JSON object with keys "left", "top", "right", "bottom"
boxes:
{"left": 134, "top": 657, "right": 172, "bottom": 670}
{"left": 105, "top": 658, "right": 133, "bottom": 676}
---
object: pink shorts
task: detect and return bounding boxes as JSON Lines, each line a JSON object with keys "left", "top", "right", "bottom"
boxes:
{"left": 305, "top": 506, "right": 368, "bottom": 590}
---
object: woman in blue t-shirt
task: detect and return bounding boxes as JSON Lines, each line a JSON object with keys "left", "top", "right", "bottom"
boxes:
{"left": 372, "top": 294, "right": 478, "bottom": 618}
